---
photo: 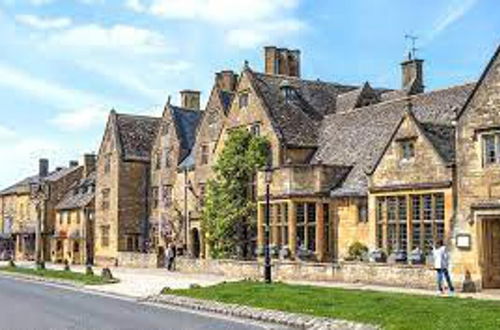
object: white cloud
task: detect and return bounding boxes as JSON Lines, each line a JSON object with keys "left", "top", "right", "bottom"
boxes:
{"left": 0, "top": 124, "right": 16, "bottom": 139}
{"left": 15, "top": 14, "right": 72, "bottom": 30}
{"left": 226, "top": 19, "right": 305, "bottom": 48}
{"left": 46, "top": 24, "right": 170, "bottom": 55}
{"left": 125, "top": 0, "right": 146, "bottom": 12}
{"left": 132, "top": 0, "right": 299, "bottom": 25}
{"left": 49, "top": 104, "right": 109, "bottom": 131}
{"left": 426, "top": 0, "right": 478, "bottom": 43}
{"left": 0, "top": 63, "right": 109, "bottom": 108}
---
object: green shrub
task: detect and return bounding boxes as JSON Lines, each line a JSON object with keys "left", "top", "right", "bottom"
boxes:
{"left": 348, "top": 242, "right": 368, "bottom": 261}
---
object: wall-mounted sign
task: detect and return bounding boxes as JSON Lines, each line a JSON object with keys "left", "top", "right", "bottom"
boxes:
{"left": 456, "top": 233, "right": 471, "bottom": 249}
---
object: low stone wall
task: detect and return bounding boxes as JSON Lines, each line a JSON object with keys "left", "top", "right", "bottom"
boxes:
{"left": 116, "top": 252, "right": 158, "bottom": 268}
{"left": 176, "top": 258, "right": 440, "bottom": 290}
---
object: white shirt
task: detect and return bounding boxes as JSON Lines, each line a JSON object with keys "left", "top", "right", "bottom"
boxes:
{"left": 433, "top": 245, "right": 449, "bottom": 269}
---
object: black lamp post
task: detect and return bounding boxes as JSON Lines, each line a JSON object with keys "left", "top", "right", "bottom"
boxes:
{"left": 29, "top": 180, "right": 47, "bottom": 270}
{"left": 264, "top": 165, "right": 272, "bottom": 284}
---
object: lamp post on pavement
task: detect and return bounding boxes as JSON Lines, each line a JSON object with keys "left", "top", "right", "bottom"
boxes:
{"left": 264, "top": 165, "right": 272, "bottom": 284}
{"left": 29, "top": 180, "right": 47, "bottom": 270}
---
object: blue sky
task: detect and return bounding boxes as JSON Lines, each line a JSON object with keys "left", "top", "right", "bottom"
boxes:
{"left": 0, "top": 0, "right": 498, "bottom": 187}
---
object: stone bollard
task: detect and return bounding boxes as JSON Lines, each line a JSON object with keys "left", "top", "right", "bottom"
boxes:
{"left": 64, "top": 259, "right": 71, "bottom": 271}
{"left": 101, "top": 267, "right": 113, "bottom": 281}
{"left": 8, "top": 259, "right": 16, "bottom": 268}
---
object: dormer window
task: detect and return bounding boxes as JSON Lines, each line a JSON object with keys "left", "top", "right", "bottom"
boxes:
{"left": 239, "top": 92, "right": 249, "bottom": 109}
{"left": 400, "top": 139, "right": 415, "bottom": 160}
{"left": 482, "top": 133, "right": 500, "bottom": 166}
{"left": 279, "top": 80, "right": 295, "bottom": 100}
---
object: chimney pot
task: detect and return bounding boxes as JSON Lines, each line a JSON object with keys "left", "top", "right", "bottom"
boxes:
{"left": 83, "top": 153, "right": 96, "bottom": 177}
{"left": 215, "top": 70, "right": 238, "bottom": 91}
{"left": 39, "top": 158, "right": 49, "bottom": 178}
{"left": 180, "top": 90, "right": 201, "bottom": 110}
{"left": 69, "top": 160, "right": 78, "bottom": 167}
{"left": 401, "top": 58, "right": 424, "bottom": 95}
{"left": 264, "top": 46, "right": 301, "bottom": 77}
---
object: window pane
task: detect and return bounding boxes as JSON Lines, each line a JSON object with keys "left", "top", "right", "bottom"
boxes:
{"left": 412, "top": 195, "right": 421, "bottom": 220}
{"left": 484, "top": 135, "right": 496, "bottom": 164}
{"left": 399, "top": 224, "right": 408, "bottom": 251}
{"left": 307, "top": 225, "right": 316, "bottom": 251}
{"left": 377, "top": 224, "right": 384, "bottom": 248}
{"left": 423, "top": 195, "right": 432, "bottom": 220}
{"left": 424, "top": 223, "right": 433, "bottom": 252}
{"left": 387, "top": 197, "right": 397, "bottom": 222}
{"left": 435, "top": 193, "right": 445, "bottom": 221}
{"left": 412, "top": 222, "right": 421, "bottom": 250}
{"left": 307, "top": 203, "right": 316, "bottom": 223}
{"left": 376, "top": 197, "right": 385, "bottom": 223}
{"left": 398, "top": 196, "right": 407, "bottom": 221}
{"left": 387, "top": 223, "right": 397, "bottom": 252}
{"left": 296, "top": 203, "right": 305, "bottom": 224}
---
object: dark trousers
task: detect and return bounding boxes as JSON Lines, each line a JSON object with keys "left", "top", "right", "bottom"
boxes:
{"left": 167, "top": 257, "right": 175, "bottom": 271}
{"left": 436, "top": 268, "right": 454, "bottom": 292}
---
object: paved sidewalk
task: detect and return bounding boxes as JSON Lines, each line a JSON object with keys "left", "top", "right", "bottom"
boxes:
{"left": 1, "top": 261, "right": 238, "bottom": 298}
{"left": 4, "top": 261, "right": 500, "bottom": 301}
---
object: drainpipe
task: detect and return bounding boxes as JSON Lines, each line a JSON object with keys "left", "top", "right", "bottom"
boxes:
{"left": 184, "top": 168, "right": 189, "bottom": 255}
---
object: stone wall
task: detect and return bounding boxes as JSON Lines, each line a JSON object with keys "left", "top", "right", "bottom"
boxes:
{"left": 116, "top": 252, "right": 159, "bottom": 268}
{"left": 175, "top": 258, "right": 440, "bottom": 290}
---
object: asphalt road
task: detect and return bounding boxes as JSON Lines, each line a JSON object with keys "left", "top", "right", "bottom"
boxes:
{"left": 0, "top": 276, "right": 276, "bottom": 330}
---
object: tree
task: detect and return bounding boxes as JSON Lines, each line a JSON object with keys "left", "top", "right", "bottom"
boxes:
{"left": 202, "top": 129, "right": 269, "bottom": 259}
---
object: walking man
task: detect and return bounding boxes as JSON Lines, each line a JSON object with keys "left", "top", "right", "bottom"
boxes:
{"left": 433, "top": 239, "right": 455, "bottom": 296}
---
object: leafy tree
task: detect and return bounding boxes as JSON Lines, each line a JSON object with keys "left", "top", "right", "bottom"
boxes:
{"left": 202, "top": 129, "right": 269, "bottom": 259}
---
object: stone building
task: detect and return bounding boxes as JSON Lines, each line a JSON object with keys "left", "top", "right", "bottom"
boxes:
{"left": 51, "top": 154, "right": 96, "bottom": 265}
{"left": 94, "top": 110, "right": 160, "bottom": 265}
{"left": 149, "top": 92, "right": 202, "bottom": 255}
{"left": 453, "top": 46, "right": 500, "bottom": 289}
{"left": 0, "top": 158, "right": 83, "bottom": 262}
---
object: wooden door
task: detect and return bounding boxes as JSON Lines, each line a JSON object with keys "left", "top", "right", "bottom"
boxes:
{"left": 483, "top": 219, "right": 500, "bottom": 288}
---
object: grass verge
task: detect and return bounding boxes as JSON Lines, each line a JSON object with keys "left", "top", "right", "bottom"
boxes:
{"left": 0, "top": 266, "right": 117, "bottom": 285}
{"left": 166, "top": 281, "right": 500, "bottom": 330}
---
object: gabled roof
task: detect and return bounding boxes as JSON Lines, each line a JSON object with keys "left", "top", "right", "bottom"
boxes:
{"left": 457, "top": 45, "right": 500, "bottom": 119}
{"left": 420, "top": 122, "right": 456, "bottom": 164}
{"left": 114, "top": 112, "right": 161, "bottom": 162}
{"left": 55, "top": 172, "right": 95, "bottom": 210}
{"left": 0, "top": 166, "right": 81, "bottom": 196}
{"left": 169, "top": 105, "right": 203, "bottom": 163}
{"left": 335, "top": 82, "right": 378, "bottom": 113}
{"left": 313, "top": 82, "right": 475, "bottom": 196}
{"left": 247, "top": 69, "right": 358, "bottom": 147}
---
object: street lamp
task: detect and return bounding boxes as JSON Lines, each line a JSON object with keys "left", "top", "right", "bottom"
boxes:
{"left": 29, "top": 180, "right": 47, "bottom": 270}
{"left": 264, "top": 165, "right": 273, "bottom": 284}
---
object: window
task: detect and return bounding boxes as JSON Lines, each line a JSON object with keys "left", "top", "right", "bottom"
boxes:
{"left": 295, "top": 203, "right": 316, "bottom": 252}
{"left": 400, "top": 140, "right": 415, "bottom": 160}
{"left": 76, "top": 211, "right": 81, "bottom": 225}
{"left": 323, "top": 204, "right": 332, "bottom": 254}
{"left": 164, "top": 148, "right": 170, "bottom": 167}
{"left": 104, "top": 154, "right": 111, "bottom": 173}
{"left": 376, "top": 193, "right": 446, "bottom": 254}
{"left": 152, "top": 186, "right": 159, "bottom": 209}
{"left": 101, "top": 225, "right": 110, "bottom": 247}
{"left": 200, "top": 145, "right": 209, "bottom": 165}
{"left": 67, "top": 212, "right": 71, "bottom": 225}
{"left": 357, "top": 199, "right": 368, "bottom": 223}
{"left": 162, "top": 185, "right": 173, "bottom": 207}
{"left": 482, "top": 133, "right": 499, "bottom": 165}
{"left": 101, "top": 189, "right": 110, "bottom": 210}
{"left": 239, "top": 93, "right": 249, "bottom": 109}
{"left": 155, "top": 151, "right": 161, "bottom": 170}
{"left": 198, "top": 183, "right": 206, "bottom": 207}
{"left": 250, "top": 123, "right": 260, "bottom": 136}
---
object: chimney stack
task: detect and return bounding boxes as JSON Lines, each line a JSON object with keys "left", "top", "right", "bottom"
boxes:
{"left": 401, "top": 54, "right": 424, "bottom": 95}
{"left": 83, "top": 153, "right": 96, "bottom": 177}
{"left": 39, "top": 158, "right": 49, "bottom": 178}
{"left": 215, "top": 70, "right": 238, "bottom": 91}
{"left": 180, "top": 90, "right": 201, "bottom": 110}
{"left": 69, "top": 160, "right": 79, "bottom": 168}
{"left": 264, "top": 46, "right": 301, "bottom": 77}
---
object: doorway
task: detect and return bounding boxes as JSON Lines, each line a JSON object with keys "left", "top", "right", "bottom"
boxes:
{"left": 191, "top": 228, "right": 201, "bottom": 258}
{"left": 482, "top": 218, "right": 500, "bottom": 288}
